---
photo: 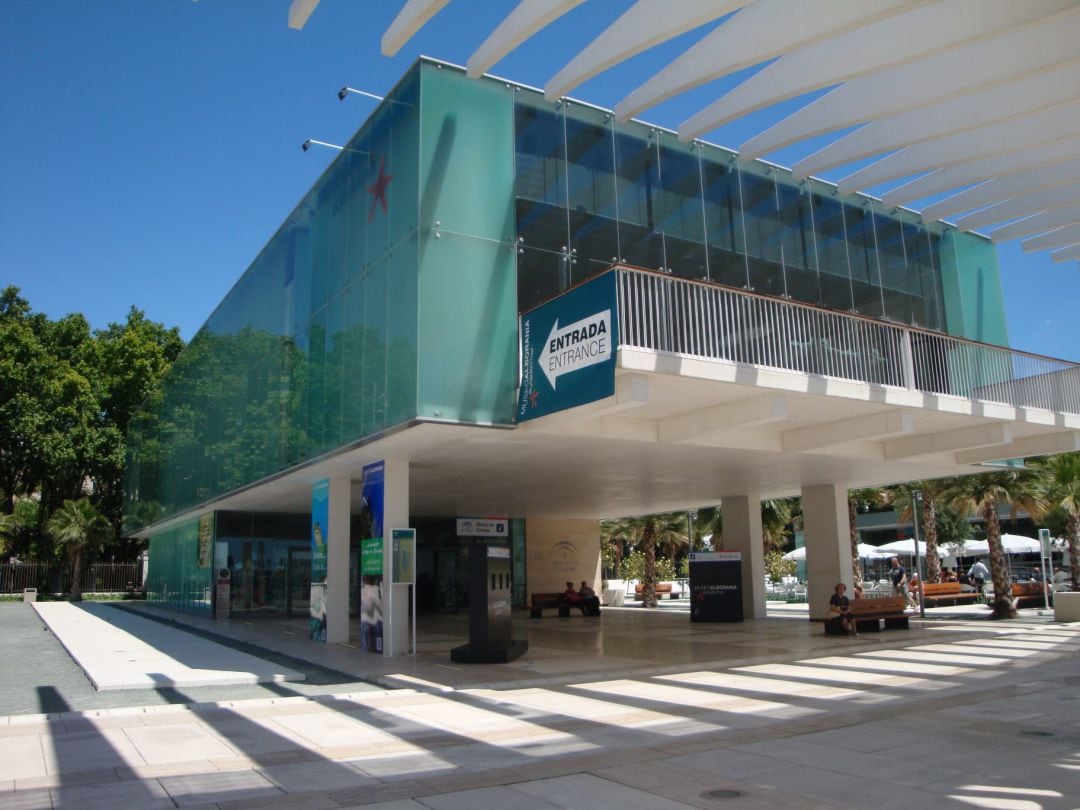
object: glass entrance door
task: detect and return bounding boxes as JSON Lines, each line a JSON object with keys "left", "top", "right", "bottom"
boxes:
{"left": 287, "top": 547, "right": 311, "bottom": 617}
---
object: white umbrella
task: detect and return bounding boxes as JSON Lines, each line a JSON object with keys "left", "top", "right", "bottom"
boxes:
{"left": 961, "top": 534, "right": 1041, "bottom": 555}
{"left": 784, "top": 543, "right": 902, "bottom": 561}
{"left": 875, "top": 539, "right": 927, "bottom": 556}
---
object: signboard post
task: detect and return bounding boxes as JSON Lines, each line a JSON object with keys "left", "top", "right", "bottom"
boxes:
{"left": 391, "top": 528, "right": 416, "bottom": 655}
{"left": 688, "top": 551, "right": 744, "bottom": 623}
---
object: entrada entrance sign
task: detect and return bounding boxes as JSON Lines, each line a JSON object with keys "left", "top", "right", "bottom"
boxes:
{"left": 518, "top": 272, "right": 618, "bottom": 421}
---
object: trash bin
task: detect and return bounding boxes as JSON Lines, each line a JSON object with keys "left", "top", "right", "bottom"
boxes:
{"left": 22, "top": 588, "right": 37, "bottom": 603}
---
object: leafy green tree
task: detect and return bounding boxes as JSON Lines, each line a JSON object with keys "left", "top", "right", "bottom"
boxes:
{"left": 1031, "top": 452, "right": 1080, "bottom": 590}
{"left": 46, "top": 498, "right": 111, "bottom": 601}
{"left": 944, "top": 470, "right": 1041, "bottom": 619}
{"left": 764, "top": 550, "right": 797, "bottom": 583}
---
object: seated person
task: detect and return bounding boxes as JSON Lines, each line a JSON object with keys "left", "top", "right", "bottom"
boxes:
{"left": 908, "top": 573, "right": 922, "bottom": 608}
{"left": 853, "top": 583, "right": 865, "bottom": 599}
{"left": 578, "top": 580, "right": 602, "bottom": 615}
{"left": 1053, "top": 566, "right": 1070, "bottom": 588}
{"left": 828, "top": 582, "right": 857, "bottom": 636}
{"left": 941, "top": 568, "right": 958, "bottom": 583}
{"left": 562, "top": 581, "right": 581, "bottom": 606}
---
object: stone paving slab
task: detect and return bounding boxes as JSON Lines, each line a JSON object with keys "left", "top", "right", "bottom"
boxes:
{"left": 31, "top": 603, "right": 304, "bottom": 691}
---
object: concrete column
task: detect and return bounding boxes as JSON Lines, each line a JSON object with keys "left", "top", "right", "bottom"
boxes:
{"left": 721, "top": 494, "right": 767, "bottom": 619}
{"left": 382, "top": 458, "right": 410, "bottom": 656}
{"left": 325, "top": 476, "right": 351, "bottom": 643}
{"left": 802, "top": 483, "right": 853, "bottom": 621}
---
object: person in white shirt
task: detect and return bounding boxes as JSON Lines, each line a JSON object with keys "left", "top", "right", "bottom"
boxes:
{"left": 968, "top": 560, "right": 989, "bottom": 593}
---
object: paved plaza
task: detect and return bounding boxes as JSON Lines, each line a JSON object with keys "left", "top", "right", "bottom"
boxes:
{"left": 1, "top": 601, "right": 1078, "bottom": 809}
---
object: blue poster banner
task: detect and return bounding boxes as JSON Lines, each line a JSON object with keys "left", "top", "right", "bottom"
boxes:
{"left": 518, "top": 271, "right": 618, "bottom": 422}
{"left": 309, "top": 479, "right": 329, "bottom": 642}
{"left": 359, "top": 461, "right": 385, "bottom": 654}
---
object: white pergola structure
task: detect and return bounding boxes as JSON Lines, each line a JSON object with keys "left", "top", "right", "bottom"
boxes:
{"left": 290, "top": 0, "right": 1080, "bottom": 264}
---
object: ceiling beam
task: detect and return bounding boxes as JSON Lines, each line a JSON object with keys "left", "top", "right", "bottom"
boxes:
{"left": 883, "top": 423, "right": 1011, "bottom": 460}
{"left": 679, "top": 0, "right": 1074, "bottom": 140}
{"left": 467, "top": 0, "right": 585, "bottom": 78}
{"left": 658, "top": 394, "right": 788, "bottom": 444}
{"left": 782, "top": 411, "right": 912, "bottom": 453}
{"left": 288, "top": 0, "right": 321, "bottom": 29}
{"left": 545, "top": 0, "right": 741, "bottom": 101}
{"left": 740, "top": 11, "right": 1080, "bottom": 160}
{"left": 881, "top": 137, "right": 1080, "bottom": 208}
{"left": 921, "top": 159, "right": 1080, "bottom": 222}
{"left": 794, "top": 65, "right": 1080, "bottom": 178}
{"left": 382, "top": 0, "right": 451, "bottom": 56}
{"left": 954, "top": 181, "right": 1080, "bottom": 231}
{"left": 955, "top": 431, "right": 1080, "bottom": 464}
{"left": 835, "top": 101, "right": 1080, "bottom": 194}
{"left": 616, "top": 0, "right": 919, "bottom": 122}
{"left": 989, "top": 203, "right": 1080, "bottom": 242}
{"left": 1022, "top": 223, "right": 1080, "bottom": 253}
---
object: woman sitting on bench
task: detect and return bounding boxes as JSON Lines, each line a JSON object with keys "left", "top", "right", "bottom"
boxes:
{"left": 828, "top": 582, "right": 857, "bottom": 636}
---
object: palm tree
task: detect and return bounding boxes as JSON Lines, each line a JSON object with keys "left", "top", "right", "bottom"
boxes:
{"left": 600, "top": 517, "right": 638, "bottom": 579}
{"left": 882, "top": 481, "right": 950, "bottom": 584}
{"left": 694, "top": 506, "right": 723, "bottom": 550}
{"left": 46, "top": 498, "right": 111, "bottom": 601}
{"left": 1032, "top": 452, "right": 1080, "bottom": 590}
{"left": 761, "top": 498, "right": 797, "bottom": 554}
{"left": 848, "top": 487, "right": 879, "bottom": 586}
{"left": 944, "top": 470, "right": 1040, "bottom": 619}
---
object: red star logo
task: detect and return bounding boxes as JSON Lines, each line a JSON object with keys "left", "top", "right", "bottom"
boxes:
{"left": 367, "top": 156, "right": 392, "bottom": 222}
{"left": 529, "top": 390, "right": 539, "bottom": 408}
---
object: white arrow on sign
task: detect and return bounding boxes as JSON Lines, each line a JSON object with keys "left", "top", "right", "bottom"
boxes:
{"left": 537, "top": 309, "right": 612, "bottom": 390}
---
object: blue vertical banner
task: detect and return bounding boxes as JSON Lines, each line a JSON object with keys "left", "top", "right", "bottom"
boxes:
{"left": 518, "top": 271, "right": 618, "bottom": 422}
{"left": 359, "top": 461, "right": 385, "bottom": 653}
{"left": 309, "top": 479, "right": 330, "bottom": 642}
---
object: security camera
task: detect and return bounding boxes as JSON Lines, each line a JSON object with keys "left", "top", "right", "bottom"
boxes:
{"left": 338, "top": 87, "right": 348, "bottom": 102}
{"left": 302, "top": 140, "right": 311, "bottom": 152}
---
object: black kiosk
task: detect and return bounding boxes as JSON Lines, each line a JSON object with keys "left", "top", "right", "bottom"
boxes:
{"left": 689, "top": 551, "right": 744, "bottom": 622}
{"left": 451, "top": 544, "right": 528, "bottom": 663}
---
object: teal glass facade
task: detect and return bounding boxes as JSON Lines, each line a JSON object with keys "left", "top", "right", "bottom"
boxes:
{"left": 126, "top": 58, "right": 1007, "bottom": 539}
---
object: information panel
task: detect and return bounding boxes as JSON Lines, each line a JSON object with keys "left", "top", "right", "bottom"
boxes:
{"left": 688, "top": 551, "right": 743, "bottom": 623}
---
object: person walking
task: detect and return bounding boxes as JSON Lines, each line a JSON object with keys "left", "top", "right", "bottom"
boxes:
{"left": 968, "top": 559, "right": 989, "bottom": 599}
{"left": 889, "top": 557, "right": 908, "bottom": 607}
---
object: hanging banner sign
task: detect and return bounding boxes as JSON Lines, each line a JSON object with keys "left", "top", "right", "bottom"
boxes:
{"left": 456, "top": 518, "right": 508, "bottom": 537}
{"left": 518, "top": 271, "right": 618, "bottom": 421}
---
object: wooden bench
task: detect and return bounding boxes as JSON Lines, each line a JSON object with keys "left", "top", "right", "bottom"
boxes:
{"left": 824, "top": 596, "right": 909, "bottom": 635}
{"left": 922, "top": 582, "right": 981, "bottom": 606}
{"left": 634, "top": 583, "right": 674, "bottom": 600}
{"left": 1011, "top": 582, "right": 1049, "bottom": 608}
{"left": 530, "top": 592, "right": 571, "bottom": 618}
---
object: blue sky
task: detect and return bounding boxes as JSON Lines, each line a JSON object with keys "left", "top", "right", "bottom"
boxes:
{"left": 2, "top": 1, "right": 1076, "bottom": 360}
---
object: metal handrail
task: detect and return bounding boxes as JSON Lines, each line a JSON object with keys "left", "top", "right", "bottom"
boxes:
{"left": 614, "top": 266, "right": 1080, "bottom": 416}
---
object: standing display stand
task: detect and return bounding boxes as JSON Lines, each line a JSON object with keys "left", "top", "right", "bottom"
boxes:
{"left": 451, "top": 544, "right": 528, "bottom": 663}
{"left": 689, "top": 551, "right": 743, "bottom": 622}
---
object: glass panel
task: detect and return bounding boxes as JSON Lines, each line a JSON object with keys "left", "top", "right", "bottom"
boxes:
{"left": 515, "top": 90, "right": 569, "bottom": 311}
{"left": 614, "top": 122, "right": 665, "bottom": 270}
{"left": 125, "top": 66, "right": 421, "bottom": 531}
{"left": 145, "top": 517, "right": 212, "bottom": 616}
{"left": 417, "top": 64, "right": 518, "bottom": 424}
{"left": 655, "top": 131, "right": 707, "bottom": 280}
{"left": 810, "top": 184, "right": 853, "bottom": 312}
{"left": 843, "top": 202, "right": 884, "bottom": 319}
{"left": 905, "top": 220, "right": 945, "bottom": 331}
{"left": 741, "top": 164, "right": 785, "bottom": 297}
{"left": 700, "top": 144, "right": 746, "bottom": 289}
{"left": 872, "top": 202, "right": 914, "bottom": 325}
{"left": 564, "top": 103, "right": 620, "bottom": 285}
{"left": 777, "top": 177, "right": 819, "bottom": 304}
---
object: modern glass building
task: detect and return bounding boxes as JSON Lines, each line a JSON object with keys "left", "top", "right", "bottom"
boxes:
{"left": 126, "top": 59, "right": 1034, "bottom": 625}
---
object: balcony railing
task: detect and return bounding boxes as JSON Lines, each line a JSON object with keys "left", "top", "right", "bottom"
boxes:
{"left": 614, "top": 267, "right": 1080, "bottom": 416}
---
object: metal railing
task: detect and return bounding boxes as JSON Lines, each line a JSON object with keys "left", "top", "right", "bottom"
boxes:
{"left": 614, "top": 267, "right": 1080, "bottom": 415}
{"left": 0, "top": 563, "right": 143, "bottom": 595}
